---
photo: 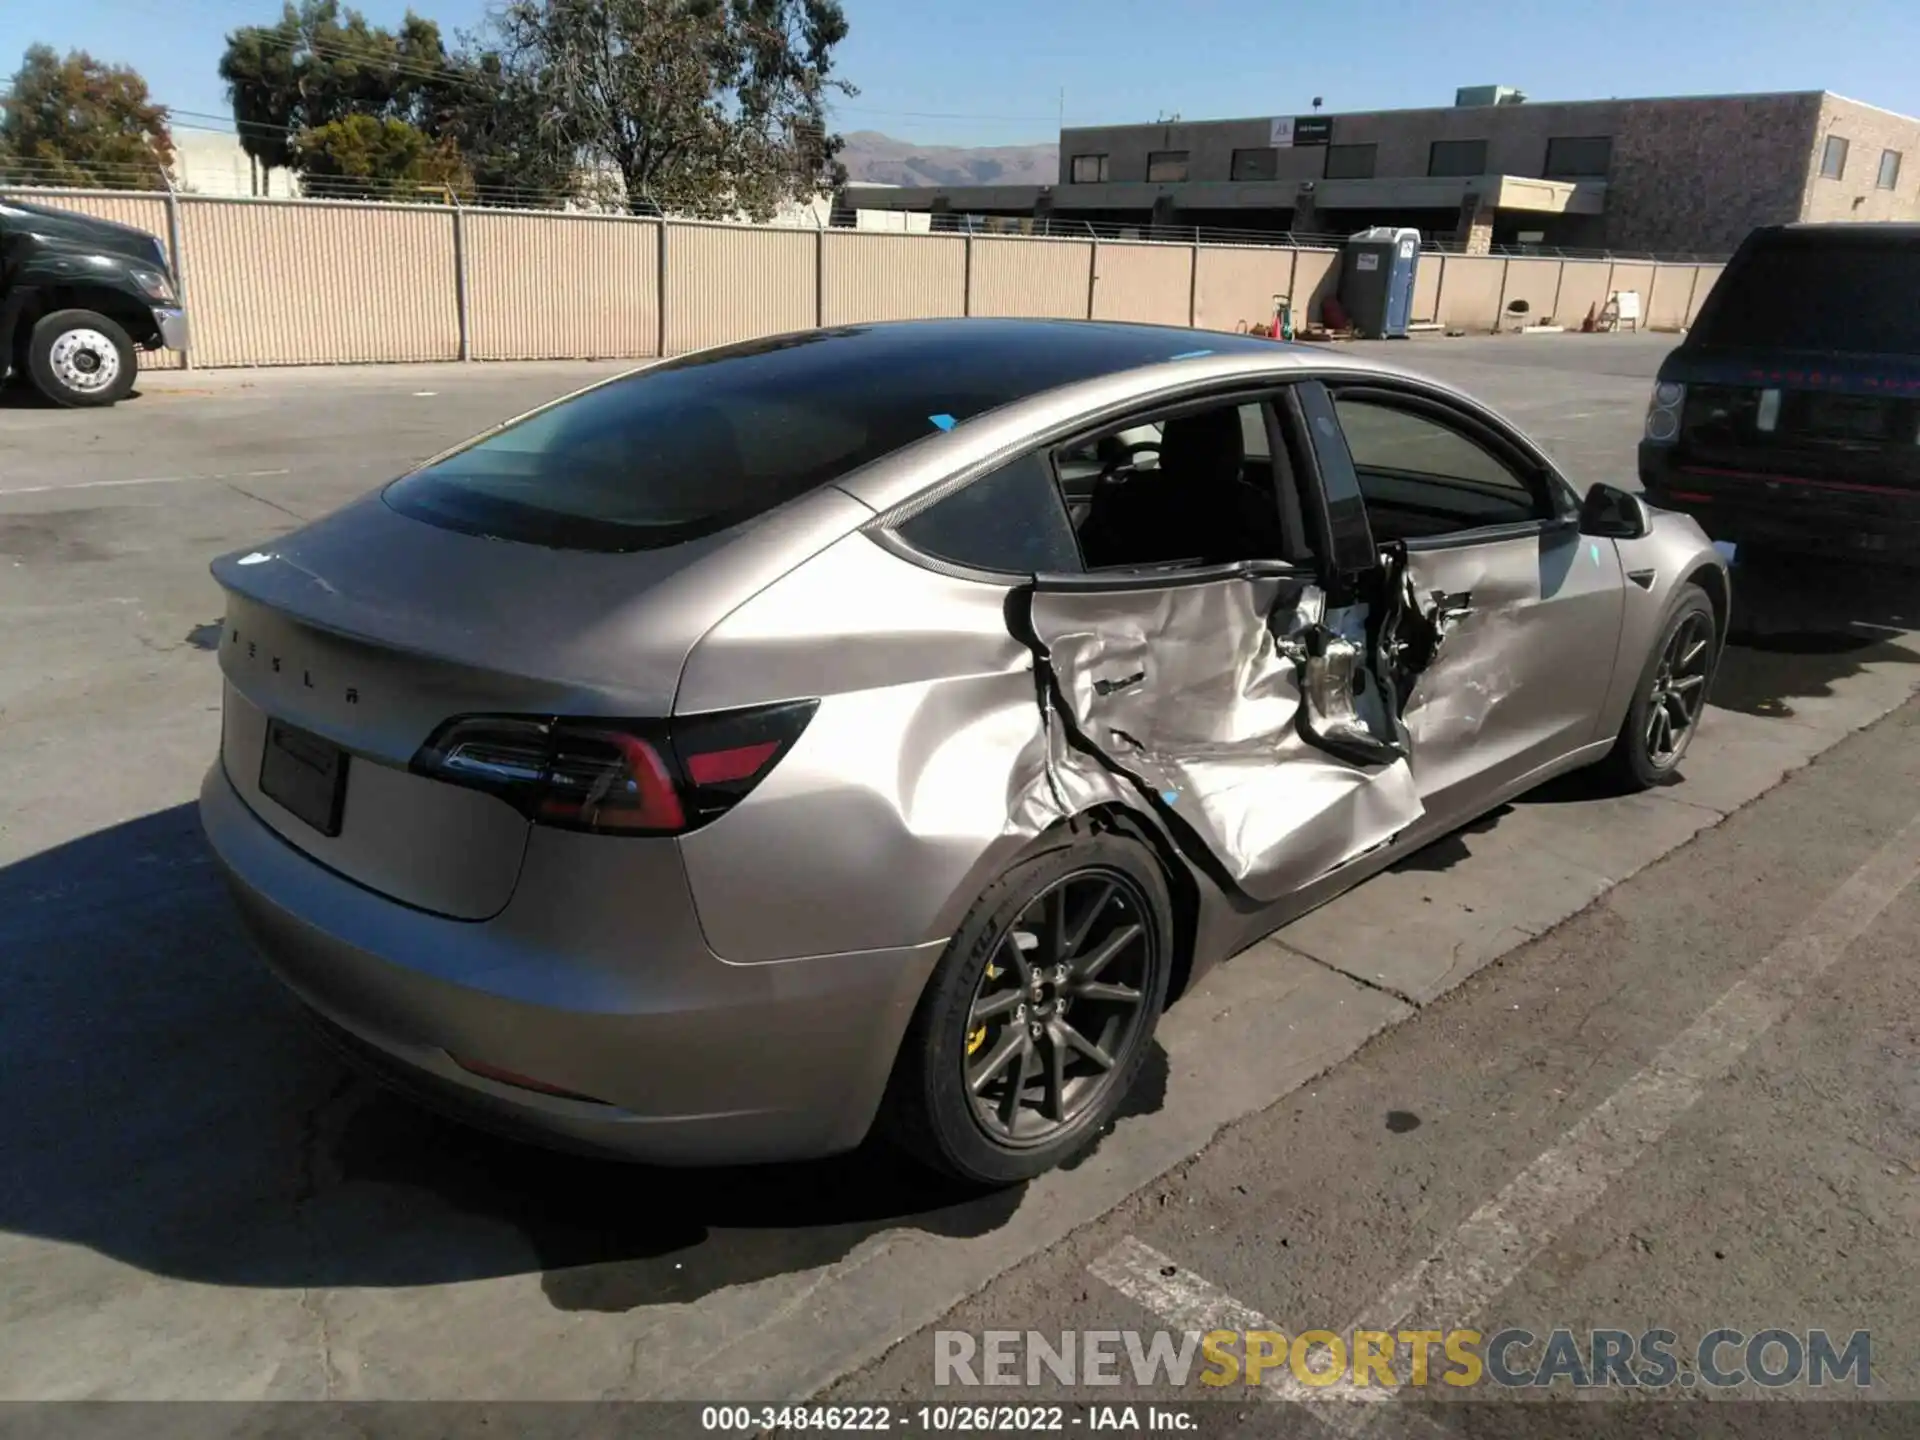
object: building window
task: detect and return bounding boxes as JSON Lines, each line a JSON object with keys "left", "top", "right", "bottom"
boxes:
{"left": 1146, "top": 150, "right": 1190, "bottom": 183}
{"left": 1878, "top": 149, "right": 1902, "bottom": 190}
{"left": 1323, "top": 143, "right": 1377, "bottom": 180}
{"left": 1230, "top": 147, "right": 1278, "bottom": 181}
{"left": 1543, "top": 135, "right": 1612, "bottom": 178}
{"left": 1428, "top": 139, "right": 1489, "bottom": 177}
{"left": 1070, "top": 153, "right": 1109, "bottom": 184}
{"left": 1820, "top": 134, "right": 1849, "bottom": 180}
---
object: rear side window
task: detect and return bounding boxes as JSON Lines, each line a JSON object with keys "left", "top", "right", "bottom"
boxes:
{"left": 896, "top": 453, "right": 1082, "bottom": 574}
{"left": 1693, "top": 236, "right": 1920, "bottom": 355}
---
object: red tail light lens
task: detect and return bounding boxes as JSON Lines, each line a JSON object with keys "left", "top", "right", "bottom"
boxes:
{"left": 411, "top": 699, "right": 817, "bottom": 835}
{"left": 540, "top": 728, "right": 686, "bottom": 833}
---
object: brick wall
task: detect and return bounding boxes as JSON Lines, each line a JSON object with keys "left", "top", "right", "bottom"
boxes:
{"left": 1800, "top": 95, "right": 1920, "bottom": 224}
{"left": 1603, "top": 93, "right": 1820, "bottom": 254}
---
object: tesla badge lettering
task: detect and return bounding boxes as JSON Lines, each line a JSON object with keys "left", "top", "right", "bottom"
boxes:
{"left": 231, "top": 633, "right": 363, "bottom": 706}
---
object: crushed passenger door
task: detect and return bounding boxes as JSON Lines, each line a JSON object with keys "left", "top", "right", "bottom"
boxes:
{"left": 1016, "top": 566, "right": 1426, "bottom": 903}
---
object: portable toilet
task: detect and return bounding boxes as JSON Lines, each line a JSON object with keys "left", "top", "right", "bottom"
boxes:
{"left": 1339, "top": 227, "right": 1421, "bottom": 339}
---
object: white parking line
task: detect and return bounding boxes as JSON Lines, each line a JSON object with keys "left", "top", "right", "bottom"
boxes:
{"left": 1092, "top": 806, "right": 1920, "bottom": 1430}
{"left": 0, "top": 468, "right": 289, "bottom": 497}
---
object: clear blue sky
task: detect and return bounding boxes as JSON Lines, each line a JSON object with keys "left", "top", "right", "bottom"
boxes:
{"left": 5, "top": 0, "right": 1918, "bottom": 148}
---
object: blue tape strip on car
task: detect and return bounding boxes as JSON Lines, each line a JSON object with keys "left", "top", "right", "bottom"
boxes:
{"left": 1169, "top": 349, "right": 1214, "bottom": 360}
{"left": 928, "top": 413, "right": 956, "bottom": 431}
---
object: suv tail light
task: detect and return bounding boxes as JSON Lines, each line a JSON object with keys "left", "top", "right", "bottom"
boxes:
{"left": 411, "top": 700, "right": 818, "bottom": 835}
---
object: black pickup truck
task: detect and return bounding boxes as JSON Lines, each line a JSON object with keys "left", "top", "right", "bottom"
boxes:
{"left": 0, "top": 196, "right": 189, "bottom": 407}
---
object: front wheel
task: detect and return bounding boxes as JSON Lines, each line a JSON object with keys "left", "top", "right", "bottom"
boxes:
{"left": 1598, "top": 583, "right": 1718, "bottom": 790}
{"left": 27, "top": 309, "right": 138, "bottom": 408}
{"left": 882, "top": 833, "right": 1173, "bottom": 1185}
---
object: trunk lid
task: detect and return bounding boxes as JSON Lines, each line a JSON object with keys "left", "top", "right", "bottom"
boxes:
{"left": 213, "top": 487, "right": 870, "bottom": 917}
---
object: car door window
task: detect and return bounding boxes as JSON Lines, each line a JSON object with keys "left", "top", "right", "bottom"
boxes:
{"left": 1064, "top": 398, "right": 1309, "bottom": 570}
{"left": 1330, "top": 393, "right": 1547, "bottom": 541}
{"left": 895, "top": 450, "right": 1083, "bottom": 574}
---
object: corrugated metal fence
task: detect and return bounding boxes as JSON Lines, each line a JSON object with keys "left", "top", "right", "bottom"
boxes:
{"left": 3, "top": 188, "right": 1727, "bottom": 371}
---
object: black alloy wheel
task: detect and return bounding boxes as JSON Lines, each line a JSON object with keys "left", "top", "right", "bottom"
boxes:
{"left": 1600, "top": 582, "right": 1719, "bottom": 790}
{"left": 883, "top": 832, "right": 1173, "bottom": 1185}
{"left": 963, "top": 869, "right": 1156, "bottom": 1146}
{"left": 1645, "top": 607, "right": 1714, "bottom": 767}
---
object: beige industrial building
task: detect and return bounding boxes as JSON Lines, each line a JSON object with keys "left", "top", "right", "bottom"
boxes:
{"left": 840, "top": 86, "right": 1920, "bottom": 256}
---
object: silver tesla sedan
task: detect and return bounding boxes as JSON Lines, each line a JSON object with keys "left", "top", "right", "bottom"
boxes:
{"left": 200, "top": 319, "right": 1729, "bottom": 1184}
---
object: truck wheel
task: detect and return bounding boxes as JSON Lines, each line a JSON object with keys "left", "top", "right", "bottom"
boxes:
{"left": 27, "top": 310, "right": 137, "bottom": 408}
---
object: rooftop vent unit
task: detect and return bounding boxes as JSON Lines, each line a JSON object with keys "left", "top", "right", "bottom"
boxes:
{"left": 1455, "top": 85, "right": 1527, "bottom": 107}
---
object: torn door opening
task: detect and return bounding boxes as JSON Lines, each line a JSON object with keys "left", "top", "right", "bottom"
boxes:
{"left": 1015, "top": 567, "right": 1431, "bottom": 905}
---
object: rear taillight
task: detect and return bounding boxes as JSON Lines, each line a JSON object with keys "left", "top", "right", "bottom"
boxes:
{"left": 411, "top": 700, "right": 817, "bottom": 835}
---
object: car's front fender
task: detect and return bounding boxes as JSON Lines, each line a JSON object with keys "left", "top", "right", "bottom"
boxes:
{"left": 1594, "top": 509, "right": 1731, "bottom": 740}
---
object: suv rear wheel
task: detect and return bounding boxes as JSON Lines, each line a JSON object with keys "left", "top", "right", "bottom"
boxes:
{"left": 883, "top": 832, "right": 1173, "bottom": 1185}
{"left": 28, "top": 309, "right": 137, "bottom": 408}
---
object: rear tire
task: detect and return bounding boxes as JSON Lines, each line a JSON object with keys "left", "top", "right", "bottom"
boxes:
{"left": 27, "top": 309, "right": 137, "bottom": 408}
{"left": 882, "top": 832, "right": 1173, "bottom": 1185}
{"left": 1598, "top": 583, "right": 1718, "bottom": 790}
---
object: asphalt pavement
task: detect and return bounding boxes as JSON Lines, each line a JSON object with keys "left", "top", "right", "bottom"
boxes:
{"left": 2, "top": 334, "right": 1918, "bottom": 1413}
{"left": 834, "top": 696, "right": 1920, "bottom": 1423}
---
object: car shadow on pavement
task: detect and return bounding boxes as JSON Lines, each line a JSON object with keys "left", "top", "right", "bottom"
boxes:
{"left": 1387, "top": 806, "right": 1511, "bottom": 872}
{"left": 0, "top": 383, "right": 146, "bottom": 409}
{"left": 0, "top": 803, "right": 1167, "bottom": 1313}
{"left": 1715, "top": 555, "right": 1920, "bottom": 719}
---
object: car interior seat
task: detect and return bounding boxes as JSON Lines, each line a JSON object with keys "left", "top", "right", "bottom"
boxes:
{"left": 1080, "top": 407, "right": 1285, "bottom": 567}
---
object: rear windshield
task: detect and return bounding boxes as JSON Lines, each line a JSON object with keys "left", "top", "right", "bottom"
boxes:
{"left": 385, "top": 321, "right": 1272, "bottom": 551}
{"left": 1692, "top": 236, "right": 1920, "bottom": 356}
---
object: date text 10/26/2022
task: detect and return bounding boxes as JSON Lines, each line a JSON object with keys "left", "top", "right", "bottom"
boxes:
{"left": 700, "top": 1405, "right": 1194, "bottom": 1431}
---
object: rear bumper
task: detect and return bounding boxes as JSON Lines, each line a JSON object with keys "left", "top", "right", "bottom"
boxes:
{"left": 1640, "top": 443, "right": 1920, "bottom": 559}
{"left": 199, "top": 762, "right": 942, "bottom": 1164}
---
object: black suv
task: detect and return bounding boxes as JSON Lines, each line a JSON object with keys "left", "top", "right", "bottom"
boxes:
{"left": 1639, "top": 223, "right": 1920, "bottom": 563}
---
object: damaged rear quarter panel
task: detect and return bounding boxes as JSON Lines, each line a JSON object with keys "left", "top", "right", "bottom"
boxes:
{"left": 675, "top": 531, "right": 1119, "bottom": 963}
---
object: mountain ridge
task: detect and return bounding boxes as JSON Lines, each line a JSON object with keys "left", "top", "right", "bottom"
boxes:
{"left": 838, "top": 129, "right": 1059, "bottom": 188}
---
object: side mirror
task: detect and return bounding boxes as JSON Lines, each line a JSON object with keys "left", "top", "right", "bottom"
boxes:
{"left": 1579, "top": 481, "right": 1653, "bottom": 540}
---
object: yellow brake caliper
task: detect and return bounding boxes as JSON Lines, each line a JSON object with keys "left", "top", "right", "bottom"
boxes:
{"left": 967, "top": 960, "right": 1004, "bottom": 1056}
